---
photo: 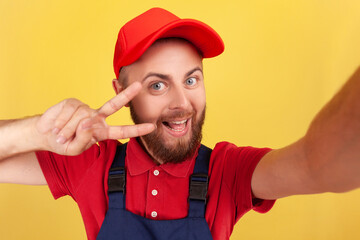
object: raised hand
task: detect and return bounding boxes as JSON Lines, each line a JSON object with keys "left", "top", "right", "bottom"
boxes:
{"left": 36, "top": 82, "right": 155, "bottom": 156}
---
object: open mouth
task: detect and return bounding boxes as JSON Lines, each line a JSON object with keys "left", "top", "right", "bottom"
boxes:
{"left": 162, "top": 119, "right": 189, "bottom": 132}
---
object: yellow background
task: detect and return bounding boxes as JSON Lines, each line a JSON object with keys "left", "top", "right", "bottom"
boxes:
{"left": 1, "top": 0, "right": 360, "bottom": 239}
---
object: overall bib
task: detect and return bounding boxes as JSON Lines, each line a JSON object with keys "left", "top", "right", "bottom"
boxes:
{"left": 97, "top": 143, "right": 213, "bottom": 240}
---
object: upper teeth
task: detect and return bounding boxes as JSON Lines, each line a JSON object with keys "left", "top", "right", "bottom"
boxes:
{"left": 171, "top": 119, "right": 187, "bottom": 124}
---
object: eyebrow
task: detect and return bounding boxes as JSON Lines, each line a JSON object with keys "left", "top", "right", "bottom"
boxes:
{"left": 142, "top": 73, "right": 170, "bottom": 82}
{"left": 185, "top": 67, "right": 203, "bottom": 77}
{"left": 141, "top": 67, "right": 203, "bottom": 83}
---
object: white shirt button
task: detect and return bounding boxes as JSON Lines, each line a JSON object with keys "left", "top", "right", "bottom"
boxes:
{"left": 153, "top": 170, "right": 160, "bottom": 176}
{"left": 151, "top": 211, "right": 157, "bottom": 218}
{"left": 151, "top": 189, "right": 158, "bottom": 196}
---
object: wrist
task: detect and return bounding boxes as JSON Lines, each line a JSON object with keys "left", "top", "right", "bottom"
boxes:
{"left": 0, "top": 116, "right": 46, "bottom": 160}
{"left": 30, "top": 115, "right": 49, "bottom": 151}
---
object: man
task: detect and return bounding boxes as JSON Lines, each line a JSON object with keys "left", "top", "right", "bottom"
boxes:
{"left": 0, "top": 7, "right": 359, "bottom": 240}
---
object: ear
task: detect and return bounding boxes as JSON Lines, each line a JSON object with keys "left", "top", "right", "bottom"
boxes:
{"left": 112, "top": 79, "right": 130, "bottom": 107}
{"left": 112, "top": 79, "right": 123, "bottom": 94}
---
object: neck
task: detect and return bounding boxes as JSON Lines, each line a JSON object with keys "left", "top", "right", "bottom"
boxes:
{"left": 136, "top": 137, "right": 164, "bottom": 165}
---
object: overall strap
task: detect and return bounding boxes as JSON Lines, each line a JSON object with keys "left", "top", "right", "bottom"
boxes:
{"left": 107, "top": 143, "right": 127, "bottom": 209}
{"left": 188, "top": 145, "right": 212, "bottom": 218}
{"left": 107, "top": 142, "right": 212, "bottom": 216}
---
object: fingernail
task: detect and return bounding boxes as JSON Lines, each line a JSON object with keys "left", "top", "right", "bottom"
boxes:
{"left": 56, "top": 135, "right": 66, "bottom": 144}
{"left": 52, "top": 128, "right": 60, "bottom": 134}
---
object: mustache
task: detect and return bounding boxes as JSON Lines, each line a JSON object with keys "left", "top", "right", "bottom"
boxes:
{"left": 158, "top": 110, "right": 195, "bottom": 122}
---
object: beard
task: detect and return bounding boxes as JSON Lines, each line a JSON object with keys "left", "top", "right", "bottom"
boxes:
{"left": 129, "top": 104, "right": 205, "bottom": 164}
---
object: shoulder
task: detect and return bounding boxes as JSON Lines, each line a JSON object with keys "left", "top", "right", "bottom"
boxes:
{"left": 209, "top": 141, "right": 272, "bottom": 187}
{"left": 36, "top": 139, "right": 121, "bottom": 198}
{"left": 208, "top": 142, "right": 275, "bottom": 213}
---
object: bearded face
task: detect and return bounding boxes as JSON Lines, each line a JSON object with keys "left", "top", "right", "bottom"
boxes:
{"left": 114, "top": 38, "right": 206, "bottom": 164}
{"left": 130, "top": 103, "right": 205, "bottom": 164}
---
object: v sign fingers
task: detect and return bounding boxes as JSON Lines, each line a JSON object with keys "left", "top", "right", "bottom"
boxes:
{"left": 97, "top": 82, "right": 142, "bottom": 117}
{"left": 32, "top": 81, "right": 151, "bottom": 156}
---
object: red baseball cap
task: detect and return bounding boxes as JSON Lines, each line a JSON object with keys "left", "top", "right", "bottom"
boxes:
{"left": 113, "top": 7, "right": 225, "bottom": 78}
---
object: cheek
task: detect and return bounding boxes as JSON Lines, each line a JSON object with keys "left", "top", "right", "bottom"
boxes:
{"left": 192, "top": 88, "right": 206, "bottom": 113}
{"left": 131, "top": 95, "right": 164, "bottom": 122}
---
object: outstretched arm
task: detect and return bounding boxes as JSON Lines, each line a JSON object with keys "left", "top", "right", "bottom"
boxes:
{"left": 0, "top": 82, "right": 155, "bottom": 185}
{"left": 252, "top": 66, "right": 360, "bottom": 199}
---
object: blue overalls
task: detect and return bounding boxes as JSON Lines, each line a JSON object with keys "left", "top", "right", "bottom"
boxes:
{"left": 97, "top": 143, "right": 213, "bottom": 240}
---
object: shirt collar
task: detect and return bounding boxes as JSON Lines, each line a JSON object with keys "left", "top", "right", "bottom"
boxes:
{"left": 126, "top": 138, "right": 199, "bottom": 178}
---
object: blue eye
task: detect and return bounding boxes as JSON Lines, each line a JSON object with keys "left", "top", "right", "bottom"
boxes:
{"left": 151, "top": 82, "right": 165, "bottom": 91}
{"left": 185, "top": 77, "right": 197, "bottom": 86}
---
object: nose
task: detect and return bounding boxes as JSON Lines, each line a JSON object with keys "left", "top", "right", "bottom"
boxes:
{"left": 168, "top": 86, "right": 190, "bottom": 110}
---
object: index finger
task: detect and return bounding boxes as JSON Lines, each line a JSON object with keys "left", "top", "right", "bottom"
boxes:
{"left": 97, "top": 82, "right": 142, "bottom": 117}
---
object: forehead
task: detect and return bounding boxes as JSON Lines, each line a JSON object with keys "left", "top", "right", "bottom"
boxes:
{"left": 122, "top": 38, "right": 203, "bottom": 79}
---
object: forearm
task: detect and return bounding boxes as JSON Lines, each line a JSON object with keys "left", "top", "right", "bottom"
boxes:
{"left": 0, "top": 116, "right": 45, "bottom": 161}
{"left": 304, "top": 66, "right": 360, "bottom": 192}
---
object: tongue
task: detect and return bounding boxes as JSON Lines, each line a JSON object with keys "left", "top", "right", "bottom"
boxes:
{"left": 167, "top": 122, "right": 186, "bottom": 131}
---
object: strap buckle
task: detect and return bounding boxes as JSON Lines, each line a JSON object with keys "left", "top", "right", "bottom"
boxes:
{"left": 108, "top": 167, "right": 125, "bottom": 193}
{"left": 189, "top": 173, "right": 209, "bottom": 203}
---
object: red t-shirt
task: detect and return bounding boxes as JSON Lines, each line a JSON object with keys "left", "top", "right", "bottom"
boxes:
{"left": 36, "top": 138, "right": 275, "bottom": 240}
